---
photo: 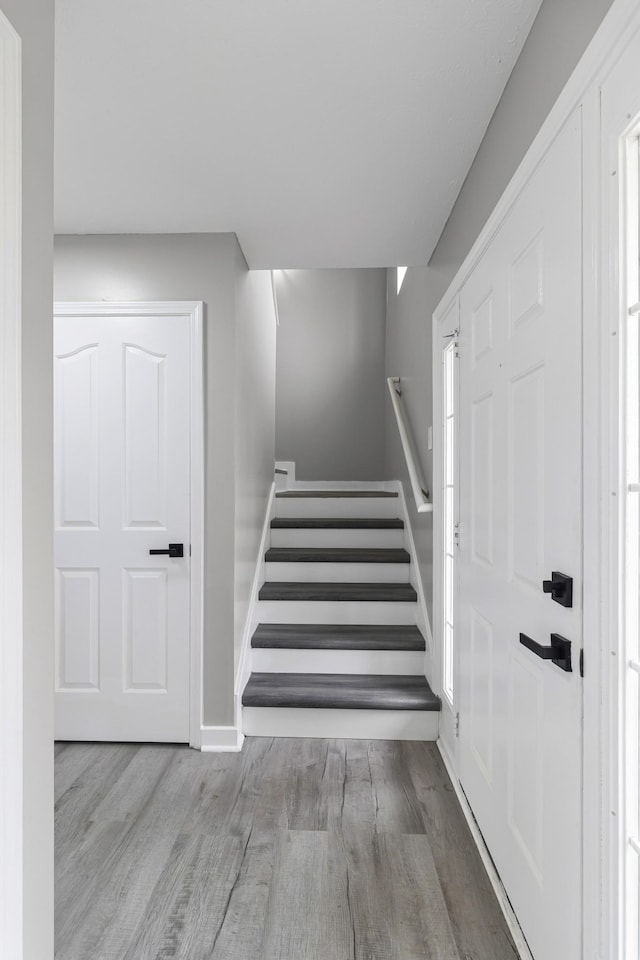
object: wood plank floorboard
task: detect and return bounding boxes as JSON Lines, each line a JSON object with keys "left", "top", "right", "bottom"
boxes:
{"left": 55, "top": 739, "right": 518, "bottom": 960}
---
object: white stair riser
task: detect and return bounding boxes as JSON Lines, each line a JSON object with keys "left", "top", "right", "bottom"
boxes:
{"left": 251, "top": 648, "right": 424, "bottom": 675}
{"left": 257, "top": 599, "right": 417, "bottom": 625}
{"left": 242, "top": 706, "right": 439, "bottom": 740}
{"left": 269, "top": 528, "right": 404, "bottom": 549}
{"left": 264, "top": 561, "right": 409, "bottom": 583}
{"left": 275, "top": 497, "right": 399, "bottom": 520}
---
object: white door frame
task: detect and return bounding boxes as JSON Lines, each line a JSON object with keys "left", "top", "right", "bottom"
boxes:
{"left": 432, "top": 296, "right": 460, "bottom": 752}
{"left": 53, "top": 301, "right": 205, "bottom": 749}
{"left": 0, "top": 10, "right": 22, "bottom": 958}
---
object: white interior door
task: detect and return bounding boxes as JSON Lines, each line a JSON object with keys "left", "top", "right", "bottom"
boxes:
{"left": 457, "top": 112, "right": 583, "bottom": 960}
{"left": 54, "top": 307, "right": 192, "bottom": 742}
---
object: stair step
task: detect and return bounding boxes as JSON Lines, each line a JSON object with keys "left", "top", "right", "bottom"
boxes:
{"left": 242, "top": 673, "right": 440, "bottom": 711}
{"left": 258, "top": 581, "right": 417, "bottom": 602}
{"left": 242, "top": 707, "right": 439, "bottom": 740}
{"left": 271, "top": 518, "right": 404, "bottom": 529}
{"left": 275, "top": 490, "right": 398, "bottom": 499}
{"left": 252, "top": 623, "right": 426, "bottom": 650}
{"left": 270, "top": 520, "right": 405, "bottom": 549}
{"left": 265, "top": 547, "right": 410, "bottom": 564}
{"left": 251, "top": 647, "right": 424, "bottom": 675}
{"left": 276, "top": 495, "right": 400, "bottom": 520}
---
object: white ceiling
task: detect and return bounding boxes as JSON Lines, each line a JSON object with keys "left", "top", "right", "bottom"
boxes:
{"left": 54, "top": 0, "right": 543, "bottom": 269}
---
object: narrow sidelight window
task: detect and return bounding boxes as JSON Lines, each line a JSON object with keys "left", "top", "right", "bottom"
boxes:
{"left": 622, "top": 128, "right": 640, "bottom": 960}
{"left": 442, "top": 340, "right": 457, "bottom": 705}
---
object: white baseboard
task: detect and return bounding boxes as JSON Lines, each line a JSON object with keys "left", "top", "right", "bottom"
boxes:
{"left": 200, "top": 725, "right": 245, "bottom": 752}
{"left": 437, "top": 738, "right": 533, "bottom": 960}
{"left": 394, "top": 480, "right": 434, "bottom": 677}
{"left": 234, "top": 481, "right": 277, "bottom": 726}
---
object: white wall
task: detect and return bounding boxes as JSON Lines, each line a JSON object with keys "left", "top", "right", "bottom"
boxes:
{"left": 0, "top": 0, "right": 55, "bottom": 956}
{"left": 233, "top": 249, "right": 277, "bottom": 670}
{"left": 385, "top": 0, "right": 616, "bottom": 627}
{"left": 54, "top": 234, "right": 277, "bottom": 726}
{"left": 275, "top": 269, "right": 387, "bottom": 481}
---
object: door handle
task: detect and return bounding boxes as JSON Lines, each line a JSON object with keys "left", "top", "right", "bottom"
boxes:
{"left": 542, "top": 571, "right": 573, "bottom": 608}
{"left": 519, "top": 632, "right": 572, "bottom": 672}
{"left": 149, "top": 543, "right": 184, "bottom": 558}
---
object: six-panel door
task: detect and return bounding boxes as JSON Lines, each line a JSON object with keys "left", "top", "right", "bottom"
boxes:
{"left": 457, "top": 112, "right": 583, "bottom": 960}
{"left": 54, "top": 312, "right": 191, "bottom": 742}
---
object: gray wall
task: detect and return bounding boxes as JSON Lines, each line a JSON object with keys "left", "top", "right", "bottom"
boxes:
{"left": 54, "top": 234, "right": 277, "bottom": 726}
{"left": 275, "top": 269, "right": 387, "bottom": 481}
{"left": 233, "top": 249, "right": 277, "bottom": 669}
{"left": 1, "top": 0, "right": 55, "bottom": 955}
{"left": 384, "top": 0, "right": 616, "bottom": 627}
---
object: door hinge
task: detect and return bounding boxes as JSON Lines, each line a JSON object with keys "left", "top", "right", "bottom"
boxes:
{"left": 579, "top": 649, "right": 584, "bottom": 678}
{"left": 455, "top": 712, "right": 460, "bottom": 738}
{"left": 454, "top": 523, "right": 460, "bottom": 548}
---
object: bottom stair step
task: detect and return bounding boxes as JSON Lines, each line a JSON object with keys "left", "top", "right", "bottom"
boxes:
{"left": 242, "top": 673, "right": 440, "bottom": 711}
{"left": 242, "top": 706, "right": 439, "bottom": 741}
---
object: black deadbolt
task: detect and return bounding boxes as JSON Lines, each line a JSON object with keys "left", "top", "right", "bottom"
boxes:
{"left": 542, "top": 571, "right": 573, "bottom": 608}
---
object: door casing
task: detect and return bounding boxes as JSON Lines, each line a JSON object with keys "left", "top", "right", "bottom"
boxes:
{"left": 0, "top": 10, "right": 22, "bottom": 958}
{"left": 53, "top": 301, "right": 205, "bottom": 748}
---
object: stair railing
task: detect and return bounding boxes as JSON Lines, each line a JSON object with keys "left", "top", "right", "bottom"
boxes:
{"left": 387, "top": 377, "right": 433, "bottom": 514}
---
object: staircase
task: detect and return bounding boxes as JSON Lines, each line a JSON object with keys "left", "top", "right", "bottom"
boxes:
{"left": 242, "top": 488, "right": 441, "bottom": 740}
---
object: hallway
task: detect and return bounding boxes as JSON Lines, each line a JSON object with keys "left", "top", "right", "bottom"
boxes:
{"left": 55, "top": 738, "right": 517, "bottom": 959}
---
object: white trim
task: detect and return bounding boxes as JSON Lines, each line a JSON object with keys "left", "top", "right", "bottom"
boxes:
{"left": 200, "top": 725, "right": 244, "bottom": 752}
{"left": 52, "top": 301, "right": 205, "bottom": 748}
{"left": 0, "top": 14, "right": 22, "bottom": 960}
{"left": 243, "top": 706, "right": 439, "bottom": 741}
{"left": 188, "top": 305, "right": 204, "bottom": 749}
{"left": 432, "top": 297, "right": 460, "bottom": 753}
{"left": 393, "top": 480, "right": 433, "bottom": 670}
{"left": 234, "top": 481, "right": 276, "bottom": 728}
{"left": 437, "top": 738, "right": 533, "bottom": 960}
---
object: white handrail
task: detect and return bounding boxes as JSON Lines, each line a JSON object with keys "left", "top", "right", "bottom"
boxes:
{"left": 387, "top": 377, "right": 433, "bottom": 514}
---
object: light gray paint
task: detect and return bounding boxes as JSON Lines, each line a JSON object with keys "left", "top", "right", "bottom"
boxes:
{"left": 275, "top": 269, "right": 386, "bottom": 481}
{"left": 54, "top": 0, "right": 543, "bottom": 268}
{"left": 54, "top": 234, "right": 277, "bottom": 725}
{"left": 0, "top": 0, "right": 55, "bottom": 956}
{"left": 233, "top": 249, "right": 277, "bottom": 669}
{"left": 384, "top": 0, "right": 615, "bottom": 627}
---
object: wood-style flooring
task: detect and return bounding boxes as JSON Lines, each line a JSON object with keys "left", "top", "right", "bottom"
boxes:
{"left": 55, "top": 738, "right": 518, "bottom": 960}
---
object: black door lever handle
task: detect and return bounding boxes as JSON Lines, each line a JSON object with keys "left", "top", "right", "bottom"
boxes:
{"left": 149, "top": 543, "right": 184, "bottom": 558}
{"left": 519, "top": 632, "right": 572, "bottom": 672}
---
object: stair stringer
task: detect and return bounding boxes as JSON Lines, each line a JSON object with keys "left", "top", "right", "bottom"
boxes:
{"left": 392, "top": 479, "right": 434, "bottom": 687}
{"left": 233, "top": 480, "right": 276, "bottom": 734}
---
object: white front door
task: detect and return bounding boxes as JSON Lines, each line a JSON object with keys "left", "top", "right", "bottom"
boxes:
{"left": 54, "top": 307, "right": 192, "bottom": 742}
{"left": 457, "top": 113, "right": 583, "bottom": 960}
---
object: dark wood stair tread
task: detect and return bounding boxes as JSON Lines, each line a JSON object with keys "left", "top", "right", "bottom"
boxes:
{"left": 258, "top": 582, "right": 417, "bottom": 602}
{"left": 275, "top": 490, "right": 398, "bottom": 498}
{"left": 242, "top": 673, "right": 440, "bottom": 711}
{"left": 252, "top": 624, "right": 426, "bottom": 651}
{"left": 265, "top": 547, "right": 410, "bottom": 564}
{"left": 271, "top": 518, "right": 404, "bottom": 529}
